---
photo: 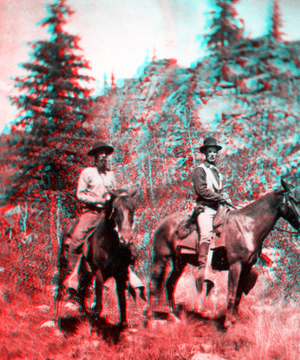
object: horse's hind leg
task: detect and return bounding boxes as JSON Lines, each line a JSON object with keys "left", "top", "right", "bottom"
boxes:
{"left": 147, "top": 256, "right": 169, "bottom": 319}
{"left": 165, "top": 259, "right": 185, "bottom": 314}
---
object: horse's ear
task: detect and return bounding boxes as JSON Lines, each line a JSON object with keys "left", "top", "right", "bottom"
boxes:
{"left": 281, "top": 178, "right": 294, "bottom": 192}
{"left": 129, "top": 187, "right": 138, "bottom": 198}
{"left": 107, "top": 189, "right": 118, "bottom": 199}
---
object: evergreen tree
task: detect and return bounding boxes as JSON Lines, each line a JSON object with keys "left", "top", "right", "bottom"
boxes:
{"left": 270, "top": 0, "right": 285, "bottom": 42}
{"left": 6, "top": 0, "right": 94, "bottom": 205}
{"left": 203, "top": 0, "right": 243, "bottom": 82}
{"left": 205, "top": 0, "right": 242, "bottom": 52}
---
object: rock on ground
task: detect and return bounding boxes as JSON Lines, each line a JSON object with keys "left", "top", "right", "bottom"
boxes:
{"left": 40, "top": 320, "right": 55, "bottom": 328}
{"left": 191, "top": 353, "right": 226, "bottom": 360}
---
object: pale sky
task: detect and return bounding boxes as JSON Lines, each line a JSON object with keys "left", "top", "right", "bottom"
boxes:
{"left": 1, "top": 0, "right": 300, "bottom": 133}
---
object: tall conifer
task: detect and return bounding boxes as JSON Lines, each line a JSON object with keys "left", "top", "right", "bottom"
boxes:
{"left": 270, "top": 0, "right": 285, "bottom": 42}
{"left": 204, "top": 0, "right": 243, "bottom": 82}
{"left": 6, "top": 0, "right": 94, "bottom": 204}
{"left": 205, "top": 0, "right": 242, "bottom": 52}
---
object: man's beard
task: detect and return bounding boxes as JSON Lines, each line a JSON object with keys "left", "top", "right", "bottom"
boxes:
{"left": 96, "top": 160, "right": 107, "bottom": 172}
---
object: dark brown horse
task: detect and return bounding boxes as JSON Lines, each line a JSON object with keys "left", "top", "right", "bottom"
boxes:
{"left": 146, "top": 179, "right": 300, "bottom": 327}
{"left": 54, "top": 188, "right": 137, "bottom": 329}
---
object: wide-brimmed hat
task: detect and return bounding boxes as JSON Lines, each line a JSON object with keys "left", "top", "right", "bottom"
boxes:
{"left": 200, "top": 136, "right": 222, "bottom": 153}
{"left": 87, "top": 141, "right": 114, "bottom": 156}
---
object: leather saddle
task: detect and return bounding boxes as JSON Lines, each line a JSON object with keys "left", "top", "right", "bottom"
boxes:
{"left": 174, "top": 205, "right": 231, "bottom": 271}
{"left": 174, "top": 205, "right": 204, "bottom": 255}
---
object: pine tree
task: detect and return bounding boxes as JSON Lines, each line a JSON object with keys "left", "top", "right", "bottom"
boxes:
{"left": 205, "top": 0, "right": 242, "bottom": 52}
{"left": 6, "top": 0, "right": 94, "bottom": 205}
{"left": 203, "top": 0, "right": 243, "bottom": 82}
{"left": 270, "top": 0, "right": 285, "bottom": 42}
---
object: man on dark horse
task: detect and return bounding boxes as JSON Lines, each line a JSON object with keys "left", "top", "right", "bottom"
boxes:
{"left": 64, "top": 141, "right": 144, "bottom": 301}
{"left": 192, "top": 136, "right": 231, "bottom": 293}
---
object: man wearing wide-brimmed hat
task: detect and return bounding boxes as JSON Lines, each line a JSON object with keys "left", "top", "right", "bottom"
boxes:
{"left": 192, "top": 136, "right": 231, "bottom": 294}
{"left": 64, "top": 141, "right": 116, "bottom": 299}
{"left": 64, "top": 141, "right": 145, "bottom": 301}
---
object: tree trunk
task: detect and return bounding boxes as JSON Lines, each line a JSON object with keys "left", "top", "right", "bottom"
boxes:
{"left": 50, "top": 194, "right": 56, "bottom": 260}
{"left": 148, "top": 156, "right": 154, "bottom": 201}
{"left": 142, "top": 157, "right": 148, "bottom": 202}
{"left": 23, "top": 202, "right": 28, "bottom": 235}
{"left": 56, "top": 193, "right": 61, "bottom": 245}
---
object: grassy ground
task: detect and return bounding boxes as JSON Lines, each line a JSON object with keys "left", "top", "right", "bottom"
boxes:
{"left": 0, "top": 268, "right": 299, "bottom": 360}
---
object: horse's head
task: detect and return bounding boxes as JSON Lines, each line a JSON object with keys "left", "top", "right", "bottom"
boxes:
{"left": 280, "top": 179, "right": 300, "bottom": 231}
{"left": 107, "top": 188, "right": 138, "bottom": 245}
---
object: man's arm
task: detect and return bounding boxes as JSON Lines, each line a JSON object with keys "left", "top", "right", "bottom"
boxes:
{"left": 107, "top": 171, "right": 116, "bottom": 190}
{"left": 102, "top": 171, "right": 117, "bottom": 203}
{"left": 192, "top": 167, "right": 223, "bottom": 202}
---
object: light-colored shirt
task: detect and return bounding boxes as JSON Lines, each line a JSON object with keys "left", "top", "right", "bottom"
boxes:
{"left": 199, "top": 162, "right": 222, "bottom": 192}
{"left": 77, "top": 167, "right": 116, "bottom": 209}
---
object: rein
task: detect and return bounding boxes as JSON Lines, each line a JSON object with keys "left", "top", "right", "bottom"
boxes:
{"left": 228, "top": 192, "right": 300, "bottom": 237}
{"left": 272, "top": 226, "right": 300, "bottom": 237}
{"left": 272, "top": 192, "right": 300, "bottom": 237}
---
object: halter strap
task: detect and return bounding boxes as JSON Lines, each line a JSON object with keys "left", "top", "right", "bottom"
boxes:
{"left": 274, "top": 193, "right": 300, "bottom": 236}
{"left": 272, "top": 226, "right": 300, "bottom": 237}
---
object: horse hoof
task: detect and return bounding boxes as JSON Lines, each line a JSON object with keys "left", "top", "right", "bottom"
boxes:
{"left": 224, "top": 317, "right": 235, "bottom": 329}
{"left": 119, "top": 322, "right": 128, "bottom": 329}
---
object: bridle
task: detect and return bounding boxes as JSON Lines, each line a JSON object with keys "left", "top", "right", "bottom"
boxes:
{"left": 274, "top": 192, "right": 300, "bottom": 237}
{"left": 227, "top": 190, "right": 300, "bottom": 237}
{"left": 108, "top": 194, "right": 134, "bottom": 245}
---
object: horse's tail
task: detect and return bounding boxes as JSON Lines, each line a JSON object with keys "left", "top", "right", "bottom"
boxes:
{"left": 151, "top": 215, "right": 181, "bottom": 266}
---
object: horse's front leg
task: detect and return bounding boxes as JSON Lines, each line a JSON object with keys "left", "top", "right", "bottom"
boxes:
{"left": 147, "top": 257, "right": 168, "bottom": 317}
{"left": 93, "top": 268, "right": 104, "bottom": 322}
{"left": 225, "top": 261, "right": 242, "bottom": 328}
{"left": 233, "top": 265, "right": 256, "bottom": 317}
{"left": 165, "top": 259, "right": 185, "bottom": 314}
{"left": 116, "top": 277, "right": 127, "bottom": 328}
{"left": 77, "top": 271, "right": 93, "bottom": 321}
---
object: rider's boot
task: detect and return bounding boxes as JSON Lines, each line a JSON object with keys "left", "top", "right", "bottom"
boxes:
{"left": 195, "top": 241, "right": 210, "bottom": 293}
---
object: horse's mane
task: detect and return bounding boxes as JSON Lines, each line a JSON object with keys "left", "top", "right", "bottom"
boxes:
{"left": 238, "top": 188, "right": 285, "bottom": 213}
{"left": 112, "top": 189, "right": 136, "bottom": 212}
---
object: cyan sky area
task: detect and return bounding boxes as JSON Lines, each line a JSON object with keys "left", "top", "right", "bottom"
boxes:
{"left": 1, "top": 0, "right": 300, "bottom": 132}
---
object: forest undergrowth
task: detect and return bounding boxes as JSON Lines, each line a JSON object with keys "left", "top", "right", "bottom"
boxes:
{"left": 0, "top": 265, "right": 299, "bottom": 360}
